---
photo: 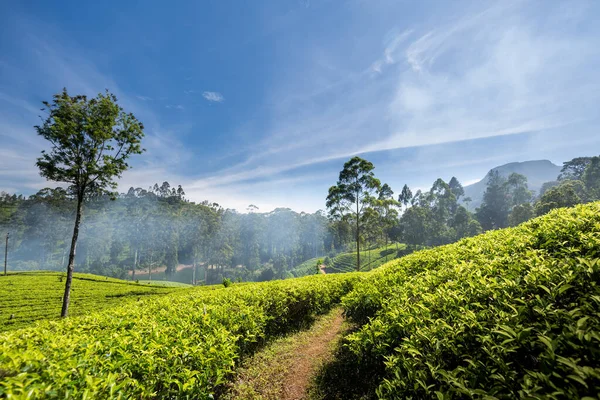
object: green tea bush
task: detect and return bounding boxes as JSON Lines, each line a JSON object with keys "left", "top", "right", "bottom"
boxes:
{"left": 342, "top": 202, "right": 600, "bottom": 399}
{"left": 0, "top": 273, "right": 361, "bottom": 398}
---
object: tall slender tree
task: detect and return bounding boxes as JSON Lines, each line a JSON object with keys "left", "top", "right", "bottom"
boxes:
{"left": 35, "top": 89, "right": 144, "bottom": 317}
{"left": 326, "top": 157, "right": 381, "bottom": 271}
{"left": 398, "top": 184, "right": 413, "bottom": 211}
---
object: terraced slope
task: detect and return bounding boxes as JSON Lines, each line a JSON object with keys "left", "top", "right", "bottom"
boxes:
{"left": 292, "top": 244, "right": 405, "bottom": 276}
{"left": 326, "top": 244, "right": 404, "bottom": 273}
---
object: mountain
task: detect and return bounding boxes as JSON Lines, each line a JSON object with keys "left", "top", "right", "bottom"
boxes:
{"left": 463, "top": 160, "right": 561, "bottom": 209}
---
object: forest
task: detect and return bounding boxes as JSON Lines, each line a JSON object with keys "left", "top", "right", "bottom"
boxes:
{"left": 2, "top": 154, "right": 599, "bottom": 284}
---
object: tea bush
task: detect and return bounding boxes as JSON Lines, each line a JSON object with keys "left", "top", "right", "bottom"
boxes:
{"left": 0, "top": 272, "right": 180, "bottom": 331}
{"left": 342, "top": 202, "right": 600, "bottom": 399}
{"left": 0, "top": 273, "right": 361, "bottom": 398}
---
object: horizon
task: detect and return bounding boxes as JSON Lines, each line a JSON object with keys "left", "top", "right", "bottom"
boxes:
{"left": 1, "top": 1, "right": 599, "bottom": 213}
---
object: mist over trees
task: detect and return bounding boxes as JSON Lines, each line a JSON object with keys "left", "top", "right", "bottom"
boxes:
{"left": 2, "top": 152, "right": 599, "bottom": 283}
{"left": 0, "top": 183, "right": 335, "bottom": 283}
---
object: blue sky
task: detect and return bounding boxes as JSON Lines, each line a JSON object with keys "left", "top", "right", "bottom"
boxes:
{"left": 1, "top": 0, "right": 599, "bottom": 212}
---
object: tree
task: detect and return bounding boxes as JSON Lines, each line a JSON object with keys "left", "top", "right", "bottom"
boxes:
{"left": 582, "top": 156, "right": 600, "bottom": 200}
{"left": 476, "top": 170, "right": 509, "bottom": 230}
{"left": 426, "top": 179, "right": 457, "bottom": 245}
{"left": 326, "top": 157, "right": 381, "bottom": 271}
{"left": 558, "top": 157, "right": 592, "bottom": 181}
{"left": 539, "top": 181, "right": 559, "bottom": 197}
{"left": 448, "top": 177, "right": 465, "bottom": 201}
{"left": 376, "top": 184, "right": 399, "bottom": 252}
{"left": 400, "top": 206, "right": 430, "bottom": 249}
{"left": 534, "top": 180, "right": 583, "bottom": 216}
{"left": 463, "top": 196, "right": 472, "bottom": 211}
{"left": 508, "top": 203, "right": 534, "bottom": 226}
{"left": 398, "top": 184, "right": 413, "bottom": 211}
{"left": 505, "top": 173, "right": 532, "bottom": 206}
{"left": 35, "top": 89, "right": 144, "bottom": 317}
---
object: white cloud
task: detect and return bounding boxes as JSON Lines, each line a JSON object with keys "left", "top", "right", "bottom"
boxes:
{"left": 202, "top": 91, "right": 224, "bottom": 102}
{"left": 369, "top": 29, "right": 414, "bottom": 74}
{"left": 166, "top": 104, "right": 184, "bottom": 110}
{"left": 136, "top": 95, "right": 152, "bottom": 101}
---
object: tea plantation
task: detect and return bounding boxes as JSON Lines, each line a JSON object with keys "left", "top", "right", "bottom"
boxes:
{"left": 0, "top": 202, "right": 599, "bottom": 398}
{"left": 0, "top": 272, "right": 182, "bottom": 331}
{"left": 341, "top": 202, "right": 600, "bottom": 398}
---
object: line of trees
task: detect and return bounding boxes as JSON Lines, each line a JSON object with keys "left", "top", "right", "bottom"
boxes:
{"left": 325, "top": 154, "right": 600, "bottom": 270}
{"left": 0, "top": 184, "right": 339, "bottom": 283}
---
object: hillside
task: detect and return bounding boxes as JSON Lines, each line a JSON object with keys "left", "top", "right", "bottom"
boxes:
{"left": 0, "top": 203, "right": 599, "bottom": 398}
{"left": 463, "top": 159, "right": 561, "bottom": 209}
{"left": 332, "top": 201, "right": 600, "bottom": 398}
{"left": 292, "top": 243, "right": 406, "bottom": 276}
{"left": 0, "top": 272, "right": 183, "bottom": 331}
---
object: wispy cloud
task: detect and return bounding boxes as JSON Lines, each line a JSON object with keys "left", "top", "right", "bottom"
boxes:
{"left": 202, "top": 91, "right": 224, "bottom": 103}
{"left": 166, "top": 104, "right": 184, "bottom": 110}
{"left": 136, "top": 95, "right": 152, "bottom": 101}
{"left": 174, "top": 1, "right": 599, "bottom": 210}
{"left": 369, "top": 29, "right": 413, "bottom": 74}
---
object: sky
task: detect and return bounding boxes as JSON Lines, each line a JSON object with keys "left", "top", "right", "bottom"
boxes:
{"left": 1, "top": 0, "right": 599, "bottom": 213}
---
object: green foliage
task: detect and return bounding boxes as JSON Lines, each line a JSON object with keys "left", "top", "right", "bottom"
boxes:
{"left": 35, "top": 89, "right": 145, "bottom": 197}
{"left": 341, "top": 202, "right": 600, "bottom": 398}
{"left": 534, "top": 180, "right": 584, "bottom": 216}
{"left": 222, "top": 277, "right": 232, "bottom": 287}
{"left": 0, "top": 272, "right": 179, "bottom": 331}
{"left": 558, "top": 156, "right": 592, "bottom": 181}
{"left": 0, "top": 274, "right": 361, "bottom": 398}
{"left": 582, "top": 156, "right": 600, "bottom": 199}
{"left": 326, "top": 157, "right": 382, "bottom": 271}
{"left": 476, "top": 170, "right": 510, "bottom": 230}
{"left": 508, "top": 202, "right": 534, "bottom": 226}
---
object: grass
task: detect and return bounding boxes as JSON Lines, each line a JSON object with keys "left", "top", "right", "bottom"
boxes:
{"left": 0, "top": 271, "right": 184, "bottom": 331}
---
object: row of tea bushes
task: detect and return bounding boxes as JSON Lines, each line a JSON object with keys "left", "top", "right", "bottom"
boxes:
{"left": 0, "top": 273, "right": 360, "bottom": 398}
{"left": 341, "top": 202, "right": 600, "bottom": 399}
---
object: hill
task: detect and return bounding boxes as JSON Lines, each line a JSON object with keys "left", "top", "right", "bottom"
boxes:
{"left": 463, "top": 159, "right": 561, "bottom": 209}
{"left": 333, "top": 201, "right": 600, "bottom": 398}
{"left": 291, "top": 243, "right": 406, "bottom": 276}
{"left": 0, "top": 272, "right": 184, "bottom": 331}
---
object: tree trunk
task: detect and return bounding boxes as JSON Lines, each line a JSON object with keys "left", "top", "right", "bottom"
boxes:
{"left": 61, "top": 195, "right": 83, "bottom": 318}
{"left": 192, "top": 262, "right": 196, "bottom": 285}
{"left": 132, "top": 248, "right": 137, "bottom": 281}
{"left": 4, "top": 232, "right": 8, "bottom": 276}
{"left": 356, "top": 198, "right": 360, "bottom": 271}
{"left": 149, "top": 252, "right": 152, "bottom": 281}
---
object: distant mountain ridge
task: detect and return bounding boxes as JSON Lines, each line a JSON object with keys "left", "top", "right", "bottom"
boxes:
{"left": 463, "top": 160, "right": 561, "bottom": 209}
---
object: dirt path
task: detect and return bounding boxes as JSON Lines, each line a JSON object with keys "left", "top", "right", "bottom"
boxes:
{"left": 222, "top": 308, "right": 345, "bottom": 400}
{"left": 319, "top": 264, "right": 327, "bottom": 274}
